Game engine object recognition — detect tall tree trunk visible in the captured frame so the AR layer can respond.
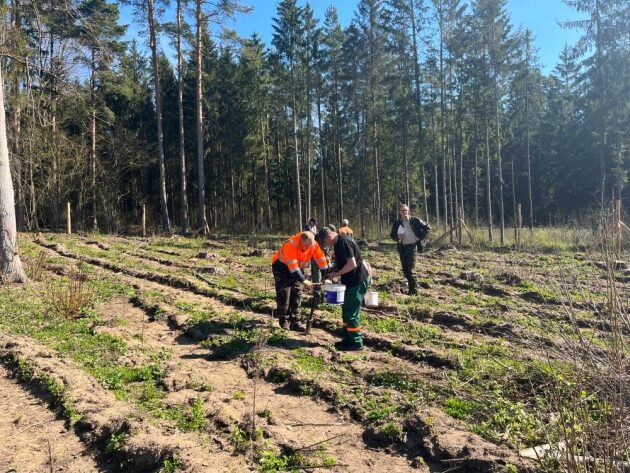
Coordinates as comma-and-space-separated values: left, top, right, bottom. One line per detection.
261, 116, 272, 230
459, 124, 464, 223
495, 90, 504, 244
195, 0, 207, 234
422, 166, 429, 223
49, 33, 60, 230
292, 91, 302, 230
336, 134, 343, 220
10, 81, 25, 232
358, 116, 365, 237
474, 145, 479, 226
434, 160, 440, 227
317, 92, 326, 224
410, 0, 424, 177
0, 66, 27, 282
486, 122, 493, 242
402, 109, 410, 206
442, 153, 448, 233
306, 86, 312, 221
27, 84, 37, 229
333, 76, 343, 220
10, 0, 25, 232
511, 160, 517, 245
448, 146, 454, 241
176, 0, 189, 234
438, 1, 447, 233
90, 51, 98, 232
148, 0, 171, 232
373, 121, 382, 238
452, 147, 458, 240
525, 42, 533, 230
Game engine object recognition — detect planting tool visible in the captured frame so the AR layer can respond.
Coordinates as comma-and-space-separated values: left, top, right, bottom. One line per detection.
305, 282, 322, 334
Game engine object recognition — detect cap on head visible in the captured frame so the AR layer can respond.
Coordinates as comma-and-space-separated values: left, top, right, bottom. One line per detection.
316, 227, 332, 246
342, 219, 349, 226
308, 217, 317, 224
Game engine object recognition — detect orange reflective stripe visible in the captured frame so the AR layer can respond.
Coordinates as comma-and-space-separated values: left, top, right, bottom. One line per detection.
346, 326, 362, 332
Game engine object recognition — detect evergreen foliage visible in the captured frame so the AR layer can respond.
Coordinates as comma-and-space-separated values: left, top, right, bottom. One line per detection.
1, 0, 627, 235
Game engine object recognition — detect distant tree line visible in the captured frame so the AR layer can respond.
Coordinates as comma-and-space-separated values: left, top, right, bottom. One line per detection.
0, 0, 628, 239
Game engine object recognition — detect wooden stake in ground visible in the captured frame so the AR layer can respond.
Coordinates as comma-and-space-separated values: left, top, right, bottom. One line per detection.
0, 65, 27, 282
517, 203, 523, 250
615, 198, 622, 259
66, 202, 71, 235
458, 207, 463, 245
142, 202, 146, 237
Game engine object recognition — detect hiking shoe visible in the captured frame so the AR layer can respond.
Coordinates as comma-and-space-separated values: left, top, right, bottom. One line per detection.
334, 340, 363, 351
290, 320, 306, 332
279, 318, 290, 330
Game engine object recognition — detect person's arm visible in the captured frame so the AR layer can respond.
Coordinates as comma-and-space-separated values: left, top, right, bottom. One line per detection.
312, 244, 330, 270
390, 220, 399, 241
282, 242, 306, 283
328, 257, 357, 280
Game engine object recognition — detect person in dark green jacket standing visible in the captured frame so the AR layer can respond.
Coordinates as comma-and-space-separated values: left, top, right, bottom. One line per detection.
316, 227, 370, 351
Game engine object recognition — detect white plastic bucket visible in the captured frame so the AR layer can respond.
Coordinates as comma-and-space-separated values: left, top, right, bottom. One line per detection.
365, 290, 379, 307
322, 283, 346, 304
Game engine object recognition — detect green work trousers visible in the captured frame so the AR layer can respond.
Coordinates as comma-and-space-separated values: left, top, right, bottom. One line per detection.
342, 278, 370, 346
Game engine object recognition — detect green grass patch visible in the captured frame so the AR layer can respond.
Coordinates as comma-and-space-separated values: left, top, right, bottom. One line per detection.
292, 348, 327, 374
443, 397, 481, 420
368, 368, 424, 393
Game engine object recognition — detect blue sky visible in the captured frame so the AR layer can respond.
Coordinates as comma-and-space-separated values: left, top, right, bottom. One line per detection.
122, 0, 584, 75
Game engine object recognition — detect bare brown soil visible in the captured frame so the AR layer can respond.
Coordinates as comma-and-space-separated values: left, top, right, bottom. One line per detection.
5, 233, 624, 472
0, 364, 107, 473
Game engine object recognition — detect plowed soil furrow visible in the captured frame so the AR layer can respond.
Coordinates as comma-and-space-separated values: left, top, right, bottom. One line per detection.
0, 365, 108, 473
124, 283, 531, 472
35, 239, 464, 369
97, 297, 427, 472
0, 333, 252, 473
28, 236, 541, 471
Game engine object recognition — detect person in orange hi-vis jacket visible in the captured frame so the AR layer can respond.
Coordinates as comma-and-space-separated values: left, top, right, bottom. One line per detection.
271, 231, 330, 331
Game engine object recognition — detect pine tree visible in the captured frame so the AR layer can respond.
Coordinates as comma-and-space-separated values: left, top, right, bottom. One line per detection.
471, 0, 516, 243
321, 6, 345, 222
272, 0, 305, 229
77, 0, 125, 232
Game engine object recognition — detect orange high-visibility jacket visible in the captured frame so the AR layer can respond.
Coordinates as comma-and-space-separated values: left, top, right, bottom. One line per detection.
272, 233, 329, 278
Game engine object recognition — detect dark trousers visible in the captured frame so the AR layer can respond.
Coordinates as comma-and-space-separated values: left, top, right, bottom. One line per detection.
399, 243, 417, 293
273, 268, 303, 321
310, 258, 320, 283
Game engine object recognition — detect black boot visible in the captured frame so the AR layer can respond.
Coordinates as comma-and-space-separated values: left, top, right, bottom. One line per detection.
279, 316, 290, 330
290, 318, 306, 332
408, 279, 418, 295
